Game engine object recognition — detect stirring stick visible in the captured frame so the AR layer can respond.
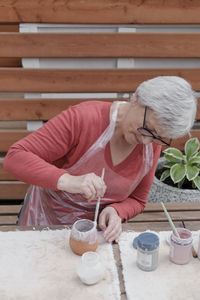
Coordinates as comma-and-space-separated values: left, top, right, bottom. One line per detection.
161, 202, 180, 238
94, 168, 105, 224
182, 220, 198, 258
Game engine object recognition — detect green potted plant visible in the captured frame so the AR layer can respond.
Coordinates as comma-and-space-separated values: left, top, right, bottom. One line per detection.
148, 138, 200, 203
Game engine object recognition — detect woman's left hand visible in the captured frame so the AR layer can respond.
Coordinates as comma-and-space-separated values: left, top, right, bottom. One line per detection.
98, 207, 122, 243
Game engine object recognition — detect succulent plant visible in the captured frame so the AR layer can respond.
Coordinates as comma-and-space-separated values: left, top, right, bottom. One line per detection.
160, 137, 200, 190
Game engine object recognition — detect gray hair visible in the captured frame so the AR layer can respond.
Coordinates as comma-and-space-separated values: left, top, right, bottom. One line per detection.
134, 76, 197, 138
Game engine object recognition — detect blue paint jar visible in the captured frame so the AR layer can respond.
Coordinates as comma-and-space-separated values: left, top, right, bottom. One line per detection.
136, 232, 159, 271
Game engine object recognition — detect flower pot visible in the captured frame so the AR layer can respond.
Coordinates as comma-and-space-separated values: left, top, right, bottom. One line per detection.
148, 158, 200, 203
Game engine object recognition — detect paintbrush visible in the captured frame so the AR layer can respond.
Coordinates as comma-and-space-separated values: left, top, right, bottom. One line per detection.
181, 220, 198, 258
94, 168, 105, 225
161, 202, 180, 238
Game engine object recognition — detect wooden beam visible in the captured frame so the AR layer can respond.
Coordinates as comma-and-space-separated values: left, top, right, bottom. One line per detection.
0, 129, 199, 153
0, 98, 115, 121
0, 205, 22, 215
0, 182, 28, 199
0, 68, 200, 92
163, 129, 200, 151
0, 24, 19, 32
0, 215, 18, 225
0, 130, 32, 152
122, 221, 200, 232
0, 33, 200, 58
0, 167, 15, 181
130, 210, 200, 222
0, 0, 200, 24
0, 97, 199, 121
145, 202, 200, 212
0, 58, 21, 67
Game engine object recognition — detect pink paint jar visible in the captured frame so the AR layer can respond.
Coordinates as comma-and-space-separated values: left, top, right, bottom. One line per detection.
169, 228, 192, 265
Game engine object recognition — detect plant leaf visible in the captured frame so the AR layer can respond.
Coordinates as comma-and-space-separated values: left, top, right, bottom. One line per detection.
185, 164, 199, 181
163, 148, 184, 161
193, 176, 200, 190
177, 177, 185, 188
170, 164, 186, 183
189, 156, 200, 165
163, 162, 176, 168
164, 154, 184, 163
160, 169, 170, 181
185, 138, 199, 160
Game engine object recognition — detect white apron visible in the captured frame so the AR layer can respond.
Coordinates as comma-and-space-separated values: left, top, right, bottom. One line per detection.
19, 102, 153, 225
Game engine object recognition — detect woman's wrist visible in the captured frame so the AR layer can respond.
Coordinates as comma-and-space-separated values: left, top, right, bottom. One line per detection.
57, 173, 71, 191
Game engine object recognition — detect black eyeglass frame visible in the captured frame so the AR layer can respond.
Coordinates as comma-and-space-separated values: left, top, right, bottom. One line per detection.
137, 106, 172, 146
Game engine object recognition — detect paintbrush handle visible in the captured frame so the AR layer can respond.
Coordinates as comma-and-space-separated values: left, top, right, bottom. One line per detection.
94, 168, 105, 224
161, 202, 180, 238
192, 245, 198, 258
182, 220, 198, 258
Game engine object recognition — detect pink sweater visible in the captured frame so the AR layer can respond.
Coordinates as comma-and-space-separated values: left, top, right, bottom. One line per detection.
4, 101, 161, 221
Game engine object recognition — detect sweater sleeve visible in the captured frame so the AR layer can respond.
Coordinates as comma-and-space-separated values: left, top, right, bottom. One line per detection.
3, 107, 80, 190
109, 144, 161, 221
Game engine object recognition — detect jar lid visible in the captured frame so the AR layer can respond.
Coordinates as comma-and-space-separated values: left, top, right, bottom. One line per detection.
136, 232, 159, 251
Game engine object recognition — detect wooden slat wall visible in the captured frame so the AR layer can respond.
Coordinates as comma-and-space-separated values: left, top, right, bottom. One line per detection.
0, 68, 200, 92
0, 33, 200, 58
0, 97, 199, 122
0, 24, 21, 67
0, 0, 200, 210
0, 0, 200, 24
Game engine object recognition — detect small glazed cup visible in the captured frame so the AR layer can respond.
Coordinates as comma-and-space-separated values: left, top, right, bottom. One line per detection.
76, 251, 105, 285
169, 228, 193, 265
69, 219, 98, 256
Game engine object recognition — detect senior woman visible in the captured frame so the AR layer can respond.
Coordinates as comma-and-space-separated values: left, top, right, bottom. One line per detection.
3, 76, 197, 242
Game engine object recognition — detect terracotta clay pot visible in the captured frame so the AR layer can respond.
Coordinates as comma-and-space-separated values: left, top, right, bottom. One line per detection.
69, 219, 98, 256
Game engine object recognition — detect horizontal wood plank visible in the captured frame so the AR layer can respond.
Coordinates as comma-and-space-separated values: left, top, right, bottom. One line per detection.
0, 0, 200, 24
0, 68, 200, 92
0, 58, 21, 67
0, 130, 32, 152
163, 129, 200, 151
0, 215, 18, 225
0, 129, 200, 153
0, 167, 15, 180
1, 33, 200, 58
0, 98, 199, 121
122, 221, 200, 232
0, 182, 28, 199
0, 24, 19, 32
0, 205, 22, 215
0, 98, 115, 121
130, 210, 200, 222
145, 202, 200, 212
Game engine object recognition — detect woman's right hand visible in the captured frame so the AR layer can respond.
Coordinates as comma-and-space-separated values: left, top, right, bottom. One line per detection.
57, 172, 106, 201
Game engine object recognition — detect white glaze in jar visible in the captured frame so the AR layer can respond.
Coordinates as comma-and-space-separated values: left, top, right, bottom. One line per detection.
76, 251, 105, 285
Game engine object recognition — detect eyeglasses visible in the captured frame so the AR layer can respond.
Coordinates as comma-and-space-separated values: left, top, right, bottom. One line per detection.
137, 106, 172, 146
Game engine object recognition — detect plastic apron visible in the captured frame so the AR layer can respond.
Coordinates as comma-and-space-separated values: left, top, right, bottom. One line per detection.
19, 101, 153, 226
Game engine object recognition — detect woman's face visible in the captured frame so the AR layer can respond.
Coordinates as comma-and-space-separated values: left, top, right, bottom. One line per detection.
121, 103, 165, 146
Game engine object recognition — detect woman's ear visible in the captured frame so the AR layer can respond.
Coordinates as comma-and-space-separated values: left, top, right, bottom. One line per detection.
130, 94, 140, 108
130, 93, 138, 103
134, 94, 139, 103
